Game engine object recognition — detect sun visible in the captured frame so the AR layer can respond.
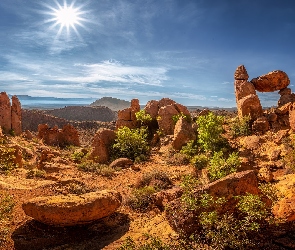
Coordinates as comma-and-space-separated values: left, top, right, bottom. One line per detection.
43, 0, 89, 39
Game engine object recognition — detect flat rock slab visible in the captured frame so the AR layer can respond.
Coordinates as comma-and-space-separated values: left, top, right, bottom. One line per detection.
22, 190, 122, 226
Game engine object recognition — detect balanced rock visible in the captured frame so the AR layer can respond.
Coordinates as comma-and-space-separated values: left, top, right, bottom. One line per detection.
251, 70, 290, 92
90, 129, 116, 163
22, 190, 122, 226
234, 65, 249, 80
234, 80, 256, 100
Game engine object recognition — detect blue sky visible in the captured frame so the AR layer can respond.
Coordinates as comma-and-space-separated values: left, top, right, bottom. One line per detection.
0, 0, 294, 107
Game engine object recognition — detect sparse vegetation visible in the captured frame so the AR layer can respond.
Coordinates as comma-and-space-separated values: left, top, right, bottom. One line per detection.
207, 151, 240, 181
112, 127, 149, 161
135, 110, 153, 127
0, 144, 17, 173
172, 112, 191, 124
229, 115, 251, 137
26, 169, 46, 179
0, 194, 14, 246
77, 160, 116, 177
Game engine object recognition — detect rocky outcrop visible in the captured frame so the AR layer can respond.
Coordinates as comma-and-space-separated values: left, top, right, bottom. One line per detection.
90, 97, 130, 111
158, 105, 179, 135
22, 190, 122, 226
289, 103, 295, 131
273, 197, 295, 222
0, 92, 12, 134
234, 66, 263, 120
172, 117, 196, 150
11, 96, 22, 135
38, 124, 80, 147
116, 99, 140, 129
166, 170, 259, 235
89, 129, 116, 163
251, 70, 290, 92
144, 100, 159, 120
278, 88, 295, 107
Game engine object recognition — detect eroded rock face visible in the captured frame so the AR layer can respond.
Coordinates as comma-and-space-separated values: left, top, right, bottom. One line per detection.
172, 117, 196, 150
166, 170, 259, 235
251, 70, 290, 92
234, 65, 249, 80
273, 197, 295, 222
158, 105, 179, 135
0, 92, 11, 133
38, 124, 80, 147
144, 100, 159, 120
90, 129, 116, 163
116, 99, 140, 129
289, 103, 295, 131
22, 190, 122, 226
237, 94, 263, 120
11, 96, 22, 136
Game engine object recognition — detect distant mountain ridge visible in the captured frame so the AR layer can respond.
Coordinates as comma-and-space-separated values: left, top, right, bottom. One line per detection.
90, 97, 130, 111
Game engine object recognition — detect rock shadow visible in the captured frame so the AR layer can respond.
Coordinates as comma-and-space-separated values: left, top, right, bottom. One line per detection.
12, 212, 130, 250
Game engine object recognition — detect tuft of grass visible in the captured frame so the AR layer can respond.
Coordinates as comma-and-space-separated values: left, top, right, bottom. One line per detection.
26, 169, 46, 179
229, 115, 251, 138
77, 160, 116, 177
0, 194, 15, 246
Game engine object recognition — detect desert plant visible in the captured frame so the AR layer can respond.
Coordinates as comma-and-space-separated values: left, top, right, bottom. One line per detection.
127, 186, 157, 212
0, 145, 17, 173
77, 160, 116, 177
166, 152, 190, 166
207, 151, 240, 181
180, 140, 199, 158
136, 170, 172, 190
196, 112, 226, 153
135, 110, 153, 127
0, 194, 14, 246
229, 115, 251, 138
112, 127, 149, 161
71, 150, 86, 163
172, 112, 191, 124
26, 169, 46, 179
190, 154, 208, 170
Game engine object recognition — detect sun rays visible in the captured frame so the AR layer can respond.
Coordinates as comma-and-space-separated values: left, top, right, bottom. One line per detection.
42, 0, 89, 40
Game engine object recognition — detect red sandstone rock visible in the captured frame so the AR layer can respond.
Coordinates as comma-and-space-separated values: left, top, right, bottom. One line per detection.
109, 158, 133, 169
0, 92, 11, 133
251, 70, 290, 92
11, 95, 22, 135
172, 117, 196, 150
61, 124, 80, 146
144, 100, 159, 120
22, 190, 122, 226
158, 105, 179, 135
116, 99, 140, 129
237, 94, 263, 120
273, 197, 295, 222
158, 98, 176, 108
234, 80, 256, 100
131, 99, 140, 112
289, 103, 295, 131
90, 129, 116, 163
234, 65, 249, 80
252, 116, 270, 134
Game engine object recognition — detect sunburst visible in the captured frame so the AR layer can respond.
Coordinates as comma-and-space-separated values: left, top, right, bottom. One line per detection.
43, 0, 89, 39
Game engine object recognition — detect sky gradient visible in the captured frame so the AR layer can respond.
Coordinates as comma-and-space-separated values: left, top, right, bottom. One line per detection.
0, 0, 294, 107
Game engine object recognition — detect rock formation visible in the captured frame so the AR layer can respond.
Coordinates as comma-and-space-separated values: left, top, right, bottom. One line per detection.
11, 95, 22, 135
22, 190, 122, 226
0, 92, 12, 134
250, 70, 290, 92
116, 98, 140, 129
234, 65, 263, 120
109, 158, 133, 169
38, 124, 80, 147
89, 128, 116, 163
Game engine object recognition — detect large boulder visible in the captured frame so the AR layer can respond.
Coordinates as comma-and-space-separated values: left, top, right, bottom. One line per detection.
250, 70, 290, 92
158, 104, 179, 135
11, 95, 22, 136
166, 170, 259, 235
172, 117, 196, 150
90, 129, 116, 163
60, 124, 80, 146
22, 190, 122, 226
144, 100, 159, 120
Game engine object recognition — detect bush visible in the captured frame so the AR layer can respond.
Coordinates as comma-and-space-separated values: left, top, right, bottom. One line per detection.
127, 186, 157, 212
180, 140, 199, 158
0, 145, 17, 173
190, 154, 208, 170
196, 112, 226, 153
77, 160, 116, 177
207, 151, 240, 181
26, 169, 46, 179
135, 110, 153, 127
112, 127, 149, 161
135, 170, 172, 190
0, 194, 14, 246
229, 115, 251, 138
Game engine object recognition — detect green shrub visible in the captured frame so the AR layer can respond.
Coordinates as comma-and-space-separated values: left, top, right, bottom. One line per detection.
112, 127, 149, 161
135, 110, 153, 127
190, 154, 208, 170
0, 194, 14, 246
229, 115, 251, 138
71, 150, 86, 163
0, 145, 17, 173
127, 186, 157, 212
196, 112, 226, 153
180, 140, 199, 158
166, 152, 190, 166
259, 183, 279, 204
136, 170, 172, 190
208, 151, 240, 181
26, 169, 46, 179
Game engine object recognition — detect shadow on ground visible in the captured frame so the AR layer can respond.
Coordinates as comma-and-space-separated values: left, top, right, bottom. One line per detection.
12, 212, 130, 250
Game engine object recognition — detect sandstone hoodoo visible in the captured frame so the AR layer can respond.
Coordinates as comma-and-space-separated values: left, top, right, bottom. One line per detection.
22, 190, 122, 226
251, 70, 290, 92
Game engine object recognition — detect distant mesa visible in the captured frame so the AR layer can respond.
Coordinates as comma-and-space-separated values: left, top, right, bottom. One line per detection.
90, 97, 130, 111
